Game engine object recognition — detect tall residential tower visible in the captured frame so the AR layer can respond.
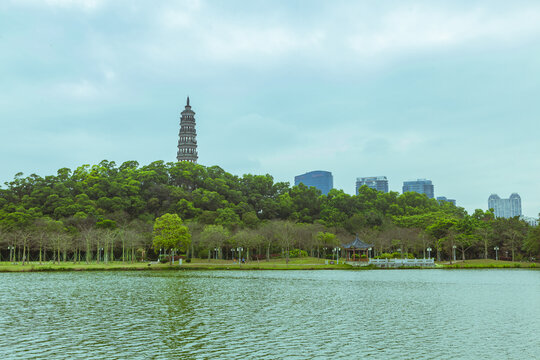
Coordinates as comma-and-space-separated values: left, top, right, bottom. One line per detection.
177, 97, 198, 163
356, 176, 389, 194
488, 193, 522, 218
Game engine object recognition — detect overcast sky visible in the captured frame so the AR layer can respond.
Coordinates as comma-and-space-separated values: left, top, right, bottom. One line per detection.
1, 0, 539, 217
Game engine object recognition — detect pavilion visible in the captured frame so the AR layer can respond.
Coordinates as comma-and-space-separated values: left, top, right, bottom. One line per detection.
343, 235, 373, 261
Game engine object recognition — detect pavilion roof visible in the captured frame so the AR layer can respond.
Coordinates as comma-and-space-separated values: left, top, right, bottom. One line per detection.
343, 236, 373, 250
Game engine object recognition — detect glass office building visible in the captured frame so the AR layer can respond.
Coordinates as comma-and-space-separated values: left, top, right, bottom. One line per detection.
294, 171, 333, 195
437, 196, 456, 206
356, 176, 389, 194
402, 179, 434, 199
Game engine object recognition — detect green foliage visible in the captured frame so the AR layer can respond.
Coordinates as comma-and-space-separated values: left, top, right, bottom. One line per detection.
0, 160, 536, 263
289, 249, 308, 258
152, 213, 191, 254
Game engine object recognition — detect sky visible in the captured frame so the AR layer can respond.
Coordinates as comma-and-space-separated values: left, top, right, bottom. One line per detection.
1, 0, 539, 217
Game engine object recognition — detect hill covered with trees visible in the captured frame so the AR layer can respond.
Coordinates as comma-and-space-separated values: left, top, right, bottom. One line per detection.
0, 160, 538, 263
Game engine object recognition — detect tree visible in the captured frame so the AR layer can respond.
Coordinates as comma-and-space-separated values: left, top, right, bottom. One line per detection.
200, 224, 229, 260
523, 225, 540, 257
316, 231, 338, 258
153, 213, 191, 264
426, 217, 458, 261
274, 220, 298, 264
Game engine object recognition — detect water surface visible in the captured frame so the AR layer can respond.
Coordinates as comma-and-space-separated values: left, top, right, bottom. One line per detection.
0, 270, 538, 359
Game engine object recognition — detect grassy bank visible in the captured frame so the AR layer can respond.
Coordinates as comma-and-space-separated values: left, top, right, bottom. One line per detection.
0, 257, 352, 272
439, 259, 538, 269
0, 258, 537, 272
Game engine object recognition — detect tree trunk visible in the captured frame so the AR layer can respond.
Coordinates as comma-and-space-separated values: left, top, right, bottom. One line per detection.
86, 237, 90, 264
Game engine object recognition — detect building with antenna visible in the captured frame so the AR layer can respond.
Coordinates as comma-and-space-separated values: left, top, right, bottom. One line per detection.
177, 97, 198, 163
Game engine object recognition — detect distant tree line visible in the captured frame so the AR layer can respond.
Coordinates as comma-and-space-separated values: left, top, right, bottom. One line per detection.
0, 160, 538, 263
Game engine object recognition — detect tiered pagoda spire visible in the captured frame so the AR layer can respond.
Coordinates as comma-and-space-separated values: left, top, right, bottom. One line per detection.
176, 97, 198, 163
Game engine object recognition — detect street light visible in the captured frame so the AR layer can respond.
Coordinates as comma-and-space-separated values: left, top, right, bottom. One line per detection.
214, 248, 219, 260
237, 247, 243, 264
230, 248, 235, 262
494, 246, 499, 261
100, 248, 104, 263
333, 247, 341, 265
427, 247, 432, 259
368, 247, 372, 259
452, 245, 457, 262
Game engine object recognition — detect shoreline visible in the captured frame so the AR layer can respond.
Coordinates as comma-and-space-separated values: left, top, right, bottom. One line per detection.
0, 260, 537, 272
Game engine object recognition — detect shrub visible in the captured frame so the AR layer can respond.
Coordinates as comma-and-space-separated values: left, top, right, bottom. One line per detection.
289, 249, 308, 258
197, 248, 209, 258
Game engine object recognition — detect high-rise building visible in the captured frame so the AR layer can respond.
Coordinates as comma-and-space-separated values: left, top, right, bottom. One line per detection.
403, 179, 434, 199
488, 193, 522, 218
437, 196, 456, 206
294, 171, 333, 195
177, 97, 198, 163
356, 176, 388, 194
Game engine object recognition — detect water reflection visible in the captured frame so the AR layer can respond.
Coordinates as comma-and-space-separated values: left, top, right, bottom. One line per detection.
0, 270, 538, 359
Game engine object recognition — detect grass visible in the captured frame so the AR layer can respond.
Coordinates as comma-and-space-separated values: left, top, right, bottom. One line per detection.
0, 257, 537, 272
439, 259, 538, 269
0, 257, 351, 272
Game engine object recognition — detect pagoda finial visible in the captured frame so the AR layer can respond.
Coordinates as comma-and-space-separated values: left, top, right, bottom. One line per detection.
187, 96, 190, 107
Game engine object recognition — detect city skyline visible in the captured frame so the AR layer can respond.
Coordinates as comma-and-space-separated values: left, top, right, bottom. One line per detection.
1, 1, 539, 217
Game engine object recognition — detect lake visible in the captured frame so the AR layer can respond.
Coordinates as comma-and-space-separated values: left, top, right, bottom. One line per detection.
0, 269, 538, 359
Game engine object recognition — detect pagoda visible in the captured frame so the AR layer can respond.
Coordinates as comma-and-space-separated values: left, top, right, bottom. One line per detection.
176, 97, 198, 163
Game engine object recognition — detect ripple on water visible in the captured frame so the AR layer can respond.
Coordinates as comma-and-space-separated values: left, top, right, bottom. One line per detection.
0, 270, 538, 359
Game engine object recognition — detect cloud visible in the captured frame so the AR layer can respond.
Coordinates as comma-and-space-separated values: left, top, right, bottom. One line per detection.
347, 5, 540, 57
12, 0, 105, 11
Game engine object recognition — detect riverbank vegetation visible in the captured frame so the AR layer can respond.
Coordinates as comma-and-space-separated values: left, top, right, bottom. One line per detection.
1, 258, 537, 272
0, 160, 538, 266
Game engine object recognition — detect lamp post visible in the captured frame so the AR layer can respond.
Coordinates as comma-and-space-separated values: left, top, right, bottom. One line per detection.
494, 246, 499, 261
231, 248, 235, 262
427, 247, 432, 259
333, 247, 341, 265
100, 248, 104, 263
237, 247, 243, 264
214, 248, 219, 260
8, 246, 13, 263
368, 247, 372, 259
452, 245, 457, 262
